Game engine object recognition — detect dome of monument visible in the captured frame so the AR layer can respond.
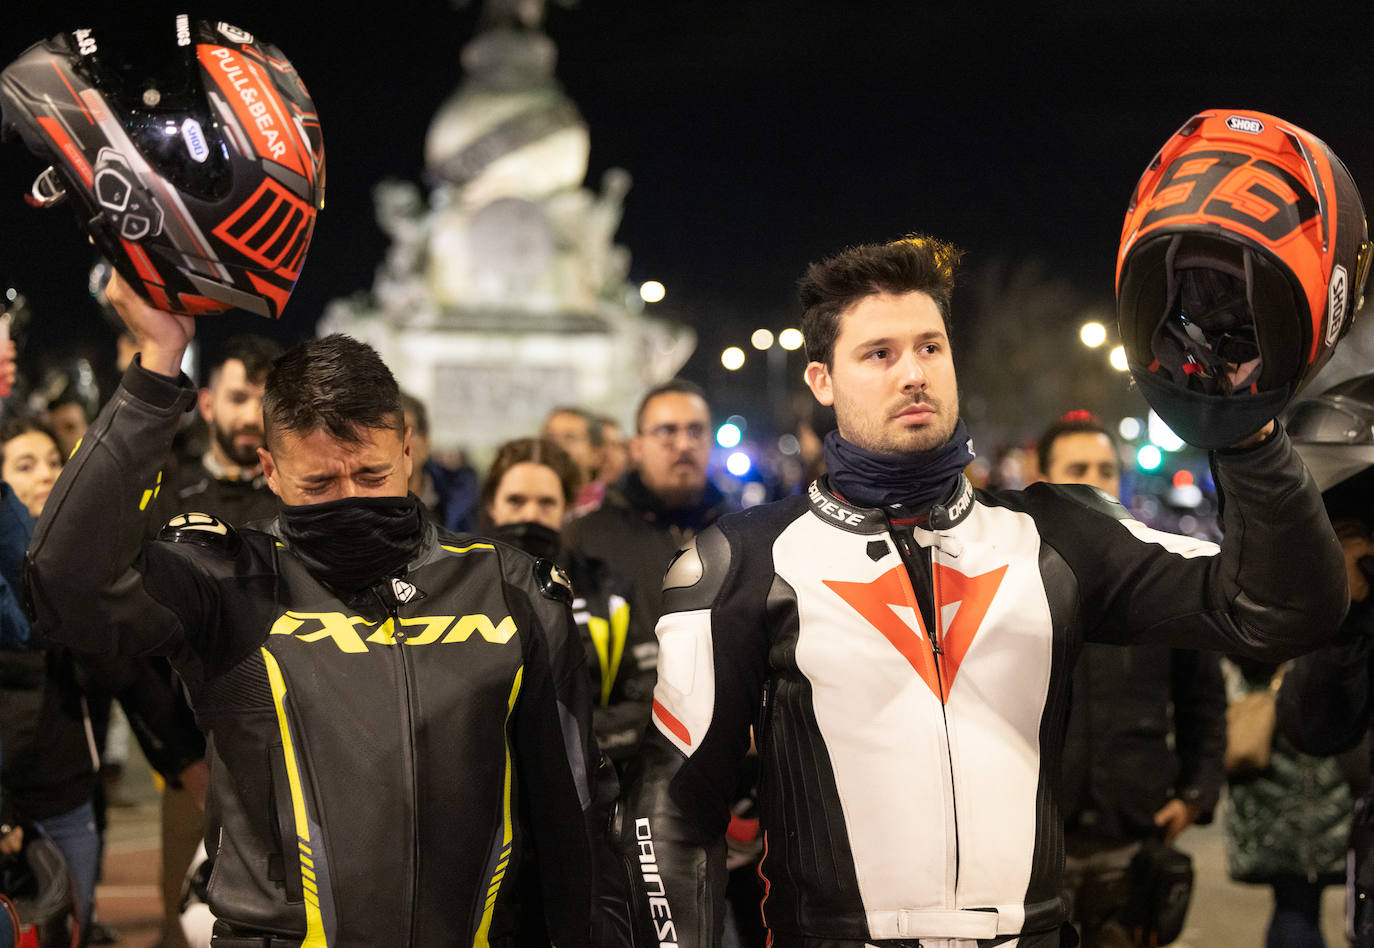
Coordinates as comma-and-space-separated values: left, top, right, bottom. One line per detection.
424, 26, 590, 202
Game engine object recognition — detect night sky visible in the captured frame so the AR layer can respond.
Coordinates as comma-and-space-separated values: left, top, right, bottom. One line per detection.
3, 0, 1371, 446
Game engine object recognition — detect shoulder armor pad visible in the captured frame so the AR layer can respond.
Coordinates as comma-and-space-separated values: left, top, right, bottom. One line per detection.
661, 525, 731, 614
535, 557, 574, 604
1054, 483, 1131, 521
158, 512, 242, 556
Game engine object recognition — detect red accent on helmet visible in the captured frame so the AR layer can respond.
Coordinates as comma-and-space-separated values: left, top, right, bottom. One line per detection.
1, 18, 325, 320
1115, 109, 1370, 447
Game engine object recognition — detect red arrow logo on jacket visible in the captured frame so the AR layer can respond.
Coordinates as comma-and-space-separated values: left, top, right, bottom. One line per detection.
824, 563, 1007, 702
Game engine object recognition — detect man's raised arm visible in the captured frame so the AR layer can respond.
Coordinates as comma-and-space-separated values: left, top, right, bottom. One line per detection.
26, 274, 199, 654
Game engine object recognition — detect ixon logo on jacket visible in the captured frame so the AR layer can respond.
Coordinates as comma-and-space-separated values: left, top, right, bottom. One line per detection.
268, 610, 517, 653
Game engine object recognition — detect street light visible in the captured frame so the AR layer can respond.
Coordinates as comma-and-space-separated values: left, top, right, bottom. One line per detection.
639, 280, 666, 303
1079, 321, 1107, 348
721, 346, 746, 370
751, 328, 774, 350
778, 328, 804, 351
1108, 345, 1129, 372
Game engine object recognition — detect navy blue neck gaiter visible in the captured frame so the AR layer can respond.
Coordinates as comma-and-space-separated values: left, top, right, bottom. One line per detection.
823, 420, 975, 512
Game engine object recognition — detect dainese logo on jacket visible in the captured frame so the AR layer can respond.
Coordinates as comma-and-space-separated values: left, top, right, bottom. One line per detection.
268, 610, 516, 653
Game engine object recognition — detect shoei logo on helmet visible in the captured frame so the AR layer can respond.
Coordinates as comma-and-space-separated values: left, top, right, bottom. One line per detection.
217, 23, 254, 44
1328, 265, 1349, 346
176, 14, 191, 47
181, 119, 209, 163
1227, 115, 1264, 134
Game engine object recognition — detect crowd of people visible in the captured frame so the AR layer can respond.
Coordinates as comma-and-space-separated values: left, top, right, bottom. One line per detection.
2, 18, 1373, 948
0, 234, 1370, 948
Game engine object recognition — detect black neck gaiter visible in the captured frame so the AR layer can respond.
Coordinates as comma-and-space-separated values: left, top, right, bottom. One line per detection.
487, 521, 562, 561
823, 420, 976, 513
277, 494, 425, 594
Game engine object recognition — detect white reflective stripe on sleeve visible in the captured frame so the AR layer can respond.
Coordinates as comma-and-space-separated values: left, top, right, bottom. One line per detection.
650, 608, 714, 756
1121, 518, 1220, 558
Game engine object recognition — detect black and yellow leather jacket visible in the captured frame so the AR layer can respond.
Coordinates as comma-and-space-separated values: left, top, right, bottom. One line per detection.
27, 359, 602, 948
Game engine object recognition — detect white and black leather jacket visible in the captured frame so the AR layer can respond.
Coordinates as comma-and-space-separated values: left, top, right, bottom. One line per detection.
613, 427, 1345, 948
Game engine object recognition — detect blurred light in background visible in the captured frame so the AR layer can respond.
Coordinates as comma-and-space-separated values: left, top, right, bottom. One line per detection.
1137, 444, 1163, 471
726, 451, 752, 477
778, 328, 805, 351
1109, 345, 1129, 372
716, 422, 742, 448
1118, 417, 1142, 441
751, 329, 774, 350
1147, 410, 1186, 452
777, 433, 800, 455
721, 347, 745, 370
1079, 321, 1107, 348
639, 280, 666, 303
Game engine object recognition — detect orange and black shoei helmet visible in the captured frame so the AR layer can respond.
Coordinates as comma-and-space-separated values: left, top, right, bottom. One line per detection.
0, 16, 325, 319
1116, 109, 1370, 448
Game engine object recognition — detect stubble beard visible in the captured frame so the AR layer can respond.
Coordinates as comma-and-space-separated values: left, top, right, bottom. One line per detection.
215, 422, 264, 469
841, 395, 958, 456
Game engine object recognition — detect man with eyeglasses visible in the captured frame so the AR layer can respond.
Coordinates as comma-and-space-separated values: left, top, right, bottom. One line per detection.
565, 379, 732, 624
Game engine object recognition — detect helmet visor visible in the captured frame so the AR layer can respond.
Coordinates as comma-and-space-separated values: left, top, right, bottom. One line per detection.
71, 29, 231, 202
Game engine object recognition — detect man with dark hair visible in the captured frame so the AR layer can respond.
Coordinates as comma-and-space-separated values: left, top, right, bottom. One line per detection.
543, 406, 599, 487
43, 392, 89, 460
609, 236, 1345, 947
28, 274, 602, 948
155, 333, 282, 524
565, 378, 731, 623
1034, 412, 1122, 496
1036, 411, 1225, 947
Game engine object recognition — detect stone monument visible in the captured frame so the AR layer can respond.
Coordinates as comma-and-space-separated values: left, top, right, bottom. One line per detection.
319, 0, 695, 463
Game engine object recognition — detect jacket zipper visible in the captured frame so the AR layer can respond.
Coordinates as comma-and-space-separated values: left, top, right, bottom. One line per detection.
376, 590, 420, 945
894, 527, 960, 905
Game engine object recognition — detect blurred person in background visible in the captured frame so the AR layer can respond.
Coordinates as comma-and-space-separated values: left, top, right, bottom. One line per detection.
543, 406, 607, 518
1275, 373, 1374, 947
594, 415, 629, 486
1037, 410, 1226, 947
0, 417, 203, 948
1223, 654, 1357, 948
400, 391, 480, 533
41, 393, 88, 460
565, 379, 733, 623
543, 406, 599, 488
571, 414, 630, 517
482, 437, 655, 768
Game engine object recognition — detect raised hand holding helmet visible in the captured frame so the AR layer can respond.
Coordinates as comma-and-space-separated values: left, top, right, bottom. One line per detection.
1116, 109, 1370, 448
0, 16, 325, 320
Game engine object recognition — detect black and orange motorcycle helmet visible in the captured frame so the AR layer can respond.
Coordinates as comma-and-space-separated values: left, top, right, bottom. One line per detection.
0, 16, 325, 319
1116, 109, 1371, 448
